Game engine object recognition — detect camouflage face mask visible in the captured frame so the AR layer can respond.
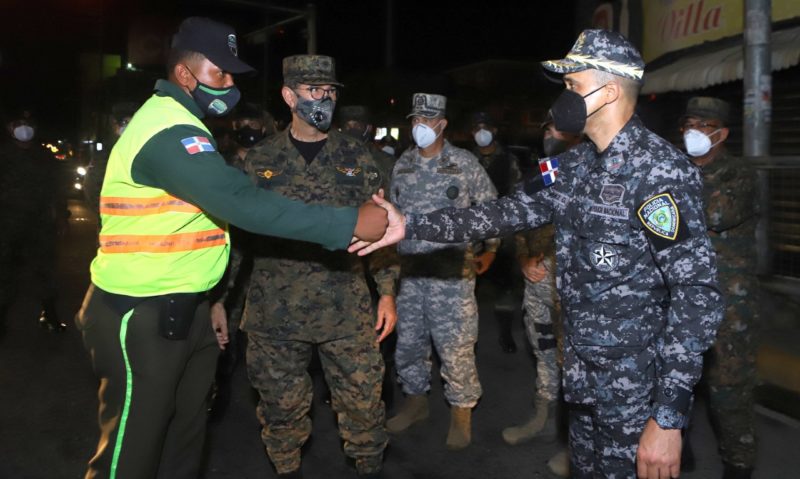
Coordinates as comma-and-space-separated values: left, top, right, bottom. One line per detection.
294, 95, 335, 132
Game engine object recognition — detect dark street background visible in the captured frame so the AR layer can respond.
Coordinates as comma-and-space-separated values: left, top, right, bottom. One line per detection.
1, 200, 799, 478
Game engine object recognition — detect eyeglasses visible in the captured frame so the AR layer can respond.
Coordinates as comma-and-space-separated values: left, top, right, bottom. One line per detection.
681, 119, 721, 131
295, 86, 338, 100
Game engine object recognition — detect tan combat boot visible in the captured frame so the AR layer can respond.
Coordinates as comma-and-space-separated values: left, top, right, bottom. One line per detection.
385, 394, 429, 433
501, 397, 557, 445
445, 406, 472, 450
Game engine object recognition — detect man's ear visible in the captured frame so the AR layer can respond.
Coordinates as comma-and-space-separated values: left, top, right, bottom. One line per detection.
439, 118, 448, 131
604, 81, 621, 104
281, 86, 296, 110
717, 127, 730, 143
173, 63, 195, 90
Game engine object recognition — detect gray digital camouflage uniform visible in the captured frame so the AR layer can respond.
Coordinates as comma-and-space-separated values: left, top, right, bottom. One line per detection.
390, 139, 498, 408
402, 116, 724, 477
230, 128, 398, 475
519, 223, 561, 401
700, 149, 759, 469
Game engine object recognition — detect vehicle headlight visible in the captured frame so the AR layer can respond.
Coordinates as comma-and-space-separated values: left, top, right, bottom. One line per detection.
77, 166, 87, 176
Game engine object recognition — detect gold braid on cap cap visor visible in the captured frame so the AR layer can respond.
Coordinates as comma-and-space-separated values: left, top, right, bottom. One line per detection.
544, 53, 644, 80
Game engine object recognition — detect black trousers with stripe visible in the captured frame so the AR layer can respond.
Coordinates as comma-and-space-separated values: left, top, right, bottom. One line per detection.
76, 285, 218, 479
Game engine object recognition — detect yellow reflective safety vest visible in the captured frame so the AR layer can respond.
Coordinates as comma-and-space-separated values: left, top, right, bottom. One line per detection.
90, 94, 229, 296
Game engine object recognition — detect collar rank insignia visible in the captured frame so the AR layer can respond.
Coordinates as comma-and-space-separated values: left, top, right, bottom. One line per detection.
336, 166, 362, 177
637, 192, 691, 251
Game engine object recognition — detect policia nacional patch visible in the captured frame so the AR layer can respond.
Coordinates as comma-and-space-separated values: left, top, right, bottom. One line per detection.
637, 192, 690, 251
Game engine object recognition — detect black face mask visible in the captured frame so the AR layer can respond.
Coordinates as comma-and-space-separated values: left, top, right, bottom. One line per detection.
342, 125, 370, 143
549, 84, 608, 134
236, 126, 265, 148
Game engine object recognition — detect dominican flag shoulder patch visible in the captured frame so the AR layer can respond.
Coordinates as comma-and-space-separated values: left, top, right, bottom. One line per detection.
181, 136, 215, 155
539, 157, 559, 186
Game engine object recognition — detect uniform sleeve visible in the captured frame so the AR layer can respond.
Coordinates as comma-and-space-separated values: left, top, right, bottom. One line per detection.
406, 187, 553, 244
132, 125, 358, 251
639, 165, 724, 428
468, 153, 501, 252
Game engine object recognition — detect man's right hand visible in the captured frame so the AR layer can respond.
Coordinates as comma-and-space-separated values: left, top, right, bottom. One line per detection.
349, 193, 406, 256
521, 254, 548, 282
353, 199, 389, 242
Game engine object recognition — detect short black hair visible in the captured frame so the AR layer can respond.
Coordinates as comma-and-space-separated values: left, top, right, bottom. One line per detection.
165, 49, 206, 77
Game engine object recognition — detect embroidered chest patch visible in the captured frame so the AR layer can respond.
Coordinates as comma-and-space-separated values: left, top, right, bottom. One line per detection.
591, 243, 619, 271
600, 184, 625, 205
257, 169, 281, 179
336, 166, 362, 177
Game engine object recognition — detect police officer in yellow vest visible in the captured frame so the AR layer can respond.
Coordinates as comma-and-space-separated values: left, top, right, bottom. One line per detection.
75, 17, 388, 479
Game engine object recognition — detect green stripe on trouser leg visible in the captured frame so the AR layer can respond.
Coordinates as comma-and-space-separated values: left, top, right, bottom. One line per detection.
110, 309, 134, 479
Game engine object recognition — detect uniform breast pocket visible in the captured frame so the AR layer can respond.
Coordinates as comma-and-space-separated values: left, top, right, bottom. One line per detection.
577, 219, 633, 278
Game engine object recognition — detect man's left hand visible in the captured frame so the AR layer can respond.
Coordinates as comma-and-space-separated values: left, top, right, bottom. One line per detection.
375, 295, 397, 343
636, 418, 682, 479
474, 252, 496, 275
210, 302, 229, 350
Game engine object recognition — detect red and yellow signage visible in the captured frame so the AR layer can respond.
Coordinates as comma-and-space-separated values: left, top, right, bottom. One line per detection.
643, 0, 800, 62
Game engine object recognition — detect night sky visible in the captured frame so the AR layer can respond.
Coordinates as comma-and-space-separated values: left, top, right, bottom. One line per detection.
2, 0, 575, 138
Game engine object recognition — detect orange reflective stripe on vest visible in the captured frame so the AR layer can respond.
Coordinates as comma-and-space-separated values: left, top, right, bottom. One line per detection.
99, 194, 202, 216
99, 228, 226, 253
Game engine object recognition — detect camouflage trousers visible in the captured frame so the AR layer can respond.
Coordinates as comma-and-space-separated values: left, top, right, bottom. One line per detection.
569, 404, 648, 479
521, 256, 561, 401
705, 274, 759, 468
564, 337, 656, 478
246, 331, 387, 474
395, 276, 481, 407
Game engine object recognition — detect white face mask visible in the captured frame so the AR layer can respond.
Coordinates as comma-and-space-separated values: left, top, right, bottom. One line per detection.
683, 128, 722, 157
381, 145, 395, 156
474, 128, 493, 147
13, 125, 34, 142
412, 120, 442, 149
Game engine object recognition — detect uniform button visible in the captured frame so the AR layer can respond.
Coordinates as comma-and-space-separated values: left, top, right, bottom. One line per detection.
168, 331, 174, 337
169, 317, 176, 322
664, 387, 674, 398
170, 299, 175, 304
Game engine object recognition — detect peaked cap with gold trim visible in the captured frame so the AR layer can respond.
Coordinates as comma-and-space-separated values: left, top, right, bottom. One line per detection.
541, 29, 645, 82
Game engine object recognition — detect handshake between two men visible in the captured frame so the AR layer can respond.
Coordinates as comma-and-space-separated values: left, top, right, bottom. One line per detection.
351, 191, 406, 255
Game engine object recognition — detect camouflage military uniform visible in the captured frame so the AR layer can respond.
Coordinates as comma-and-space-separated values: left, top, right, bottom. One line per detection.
519, 223, 561, 401
236, 128, 397, 474
701, 150, 759, 469
391, 140, 498, 408
402, 115, 724, 477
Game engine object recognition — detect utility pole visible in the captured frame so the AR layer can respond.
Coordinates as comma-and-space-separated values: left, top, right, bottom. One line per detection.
744, 0, 772, 274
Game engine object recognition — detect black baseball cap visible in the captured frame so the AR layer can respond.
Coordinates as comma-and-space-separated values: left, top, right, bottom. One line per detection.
171, 17, 255, 74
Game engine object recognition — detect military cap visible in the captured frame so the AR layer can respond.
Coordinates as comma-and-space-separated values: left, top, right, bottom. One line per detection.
471, 111, 493, 127
338, 105, 371, 123
542, 29, 644, 82
283, 54, 343, 86
682, 96, 731, 125
171, 17, 254, 74
407, 93, 447, 119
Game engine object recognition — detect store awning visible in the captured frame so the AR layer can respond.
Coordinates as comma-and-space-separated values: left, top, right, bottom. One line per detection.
642, 26, 800, 95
